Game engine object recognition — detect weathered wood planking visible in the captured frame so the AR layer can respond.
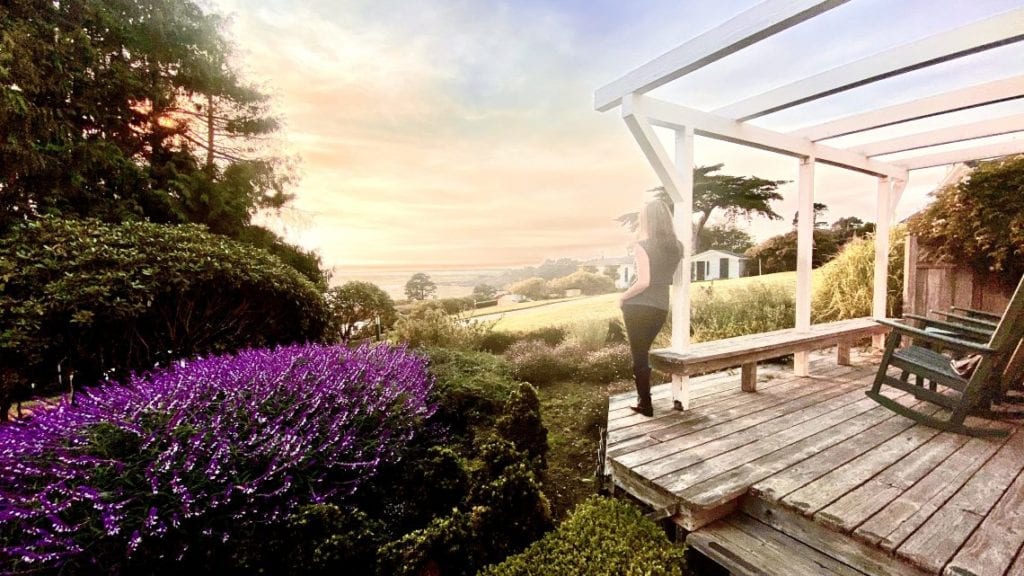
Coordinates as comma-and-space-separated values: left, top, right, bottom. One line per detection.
854, 435, 1006, 551
750, 397, 932, 502
680, 394, 921, 513
814, 431, 970, 533
944, 459, 1024, 576
687, 515, 867, 576
620, 377, 865, 472
895, 428, 1024, 574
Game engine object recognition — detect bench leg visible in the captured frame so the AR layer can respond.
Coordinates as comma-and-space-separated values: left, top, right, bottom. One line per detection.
794, 351, 809, 377
672, 374, 689, 411
837, 339, 852, 366
741, 363, 757, 392
872, 333, 886, 349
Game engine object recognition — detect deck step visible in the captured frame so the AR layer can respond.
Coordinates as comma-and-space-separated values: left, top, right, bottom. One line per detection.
687, 514, 867, 576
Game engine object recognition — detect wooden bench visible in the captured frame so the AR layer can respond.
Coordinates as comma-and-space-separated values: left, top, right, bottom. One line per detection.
651, 318, 888, 407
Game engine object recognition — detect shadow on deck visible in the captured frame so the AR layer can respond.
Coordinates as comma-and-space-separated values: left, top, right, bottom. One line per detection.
604, 351, 1023, 576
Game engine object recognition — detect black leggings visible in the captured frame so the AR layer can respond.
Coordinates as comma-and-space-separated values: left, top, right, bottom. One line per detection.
621, 304, 668, 374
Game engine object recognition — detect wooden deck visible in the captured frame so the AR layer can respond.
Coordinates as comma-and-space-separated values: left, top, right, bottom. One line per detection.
605, 351, 1023, 576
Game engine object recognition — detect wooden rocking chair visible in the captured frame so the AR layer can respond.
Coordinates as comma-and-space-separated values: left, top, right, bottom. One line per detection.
866, 273, 1024, 437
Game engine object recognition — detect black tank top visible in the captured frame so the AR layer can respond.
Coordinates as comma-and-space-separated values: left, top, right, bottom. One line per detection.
623, 239, 683, 310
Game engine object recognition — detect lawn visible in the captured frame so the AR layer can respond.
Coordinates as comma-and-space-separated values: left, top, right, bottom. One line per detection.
486, 271, 802, 333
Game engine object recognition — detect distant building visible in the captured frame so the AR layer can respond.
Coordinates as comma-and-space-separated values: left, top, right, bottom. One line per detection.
582, 256, 635, 290
692, 250, 748, 281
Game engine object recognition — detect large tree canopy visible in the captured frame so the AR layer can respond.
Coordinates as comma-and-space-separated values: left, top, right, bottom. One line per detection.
617, 164, 786, 252
0, 0, 292, 236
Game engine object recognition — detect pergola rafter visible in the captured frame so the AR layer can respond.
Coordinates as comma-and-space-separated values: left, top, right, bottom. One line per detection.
595, 0, 1024, 410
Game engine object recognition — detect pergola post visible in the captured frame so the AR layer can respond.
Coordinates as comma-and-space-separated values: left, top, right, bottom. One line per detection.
794, 156, 815, 376
672, 127, 695, 409
873, 177, 893, 348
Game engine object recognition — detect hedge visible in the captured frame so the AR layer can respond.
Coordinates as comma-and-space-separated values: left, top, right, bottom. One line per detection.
479, 496, 686, 576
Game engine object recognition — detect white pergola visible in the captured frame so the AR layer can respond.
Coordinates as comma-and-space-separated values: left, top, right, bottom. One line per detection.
595, 0, 1024, 408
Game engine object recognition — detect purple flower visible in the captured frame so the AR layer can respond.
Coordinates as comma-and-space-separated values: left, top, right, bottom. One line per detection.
0, 343, 435, 573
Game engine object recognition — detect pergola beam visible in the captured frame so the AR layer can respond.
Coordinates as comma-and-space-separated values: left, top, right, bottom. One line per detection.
896, 140, 1024, 171
851, 115, 1024, 157
790, 76, 1024, 141
714, 8, 1024, 121
640, 95, 907, 179
593, 0, 850, 112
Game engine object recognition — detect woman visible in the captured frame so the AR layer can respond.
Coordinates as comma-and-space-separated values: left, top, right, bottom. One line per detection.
619, 197, 683, 417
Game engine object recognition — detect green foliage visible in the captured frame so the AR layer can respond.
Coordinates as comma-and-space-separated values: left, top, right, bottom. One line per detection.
497, 384, 549, 472
565, 319, 610, 352
0, 218, 328, 409
698, 223, 755, 254
235, 225, 326, 286
909, 156, 1024, 278
507, 277, 550, 300
505, 341, 577, 385
745, 229, 842, 274
326, 281, 397, 342
479, 497, 686, 576
519, 326, 568, 346
275, 505, 386, 576
422, 347, 520, 447
474, 283, 498, 301
813, 228, 905, 322
548, 271, 616, 296
691, 282, 795, 341
0, 0, 291, 236
479, 331, 520, 354
391, 307, 490, 349
577, 344, 633, 384
405, 272, 437, 301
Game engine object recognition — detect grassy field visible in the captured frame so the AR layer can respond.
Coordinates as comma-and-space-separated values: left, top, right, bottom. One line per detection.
486, 271, 802, 332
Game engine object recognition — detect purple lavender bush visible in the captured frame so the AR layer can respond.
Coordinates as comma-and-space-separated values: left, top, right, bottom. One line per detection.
0, 343, 434, 575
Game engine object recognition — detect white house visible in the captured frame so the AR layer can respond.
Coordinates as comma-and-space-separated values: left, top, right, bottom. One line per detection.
691, 249, 747, 281
582, 256, 635, 290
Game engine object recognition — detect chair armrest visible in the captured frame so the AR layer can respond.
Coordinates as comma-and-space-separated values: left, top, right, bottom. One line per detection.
904, 314, 993, 339
952, 306, 1002, 322
876, 318, 997, 355
932, 310, 999, 329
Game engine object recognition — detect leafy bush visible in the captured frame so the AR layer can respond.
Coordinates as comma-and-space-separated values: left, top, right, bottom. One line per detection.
325, 281, 397, 342
506, 340, 577, 385
0, 218, 329, 414
422, 347, 520, 447
578, 344, 633, 384
479, 497, 686, 576
691, 282, 794, 341
813, 228, 905, 322
549, 271, 616, 295
744, 229, 842, 273
479, 330, 520, 354
391, 307, 490, 349
0, 343, 434, 574
507, 277, 550, 300
565, 319, 610, 352
496, 384, 549, 472
517, 326, 567, 347
909, 155, 1024, 277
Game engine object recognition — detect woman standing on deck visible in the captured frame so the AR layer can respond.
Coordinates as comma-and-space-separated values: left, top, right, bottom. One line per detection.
619, 196, 683, 417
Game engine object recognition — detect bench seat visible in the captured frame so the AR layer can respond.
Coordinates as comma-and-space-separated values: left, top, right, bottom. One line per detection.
651, 318, 888, 405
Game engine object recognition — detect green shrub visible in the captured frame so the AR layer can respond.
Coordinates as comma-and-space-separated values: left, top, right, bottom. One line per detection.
506, 340, 577, 385
391, 308, 490, 349
480, 330, 520, 354
518, 326, 568, 347
496, 383, 549, 472
507, 277, 550, 300
549, 270, 616, 295
813, 228, 905, 322
0, 218, 328, 413
691, 282, 795, 341
566, 318, 610, 352
379, 439, 553, 576
423, 347, 520, 447
579, 344, 633, 383
479, 496, 686, 576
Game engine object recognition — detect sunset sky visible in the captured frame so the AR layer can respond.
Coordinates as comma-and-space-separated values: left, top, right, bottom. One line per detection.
208, 0, 1024, 275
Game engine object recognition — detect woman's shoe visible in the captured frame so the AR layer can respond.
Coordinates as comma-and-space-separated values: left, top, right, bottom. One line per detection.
629, 404, 654, 417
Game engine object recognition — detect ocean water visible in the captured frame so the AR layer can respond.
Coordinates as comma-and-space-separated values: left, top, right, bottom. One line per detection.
329, 268, 507, 301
